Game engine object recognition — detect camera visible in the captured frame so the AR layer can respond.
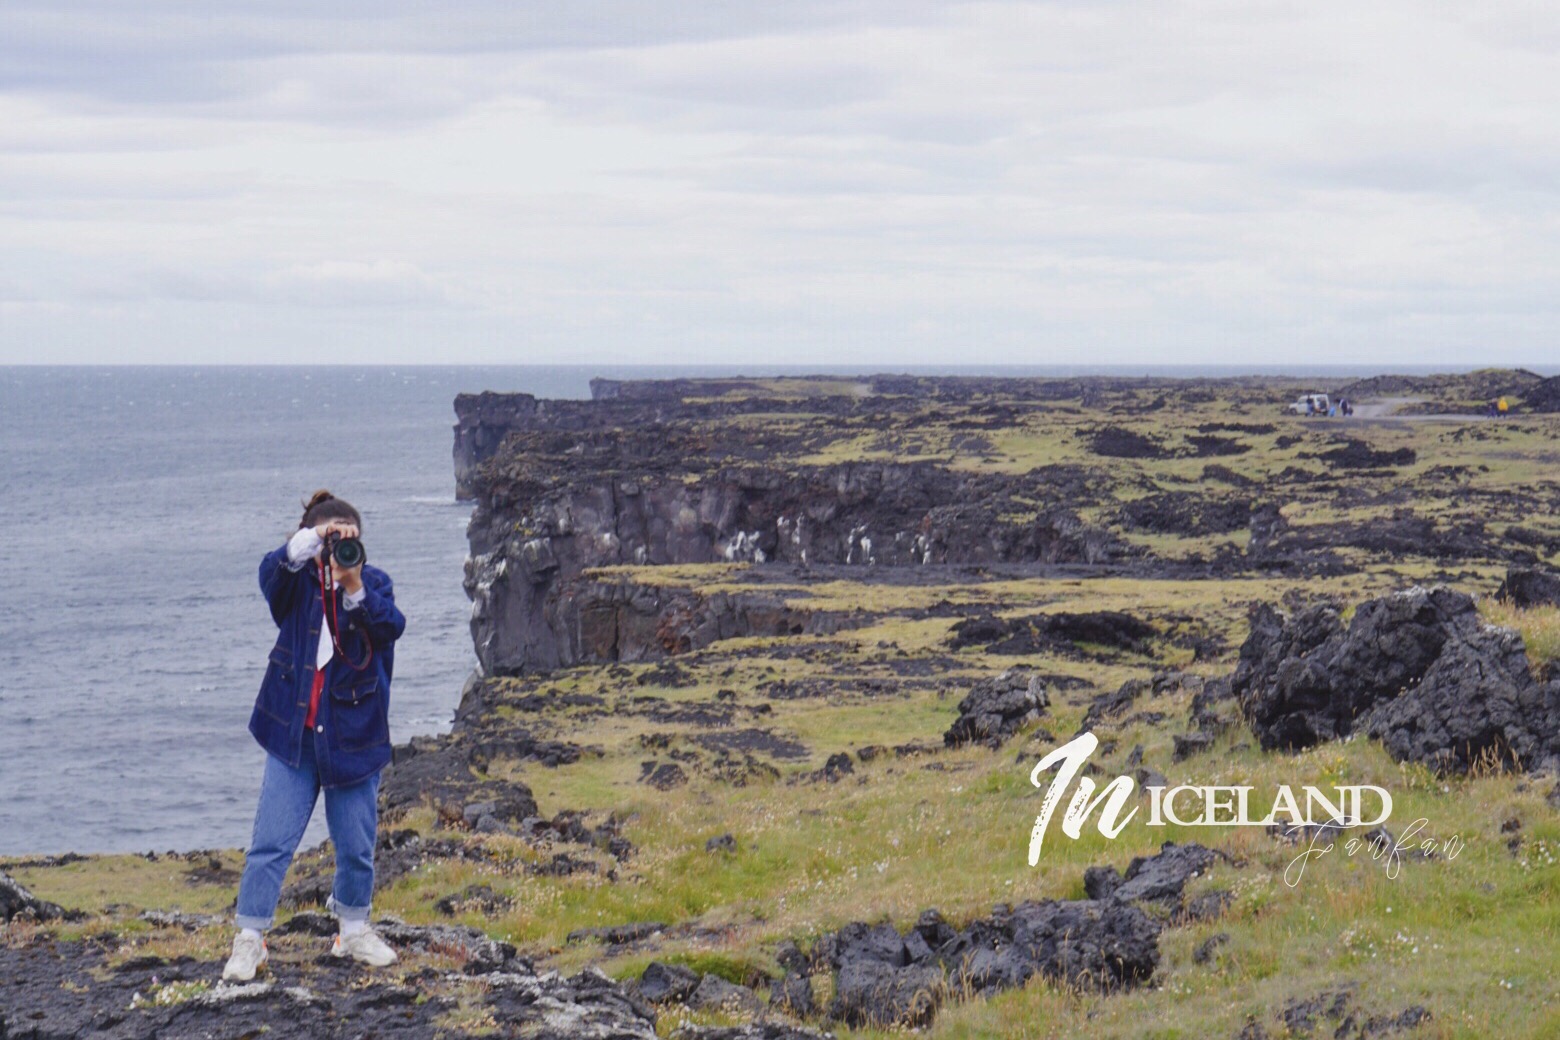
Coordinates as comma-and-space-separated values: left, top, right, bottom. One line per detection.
325, 531, 366, 569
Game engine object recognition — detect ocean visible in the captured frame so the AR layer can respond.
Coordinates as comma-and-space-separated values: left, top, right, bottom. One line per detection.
0, 365, 599, 856
0, 362, 1542, 857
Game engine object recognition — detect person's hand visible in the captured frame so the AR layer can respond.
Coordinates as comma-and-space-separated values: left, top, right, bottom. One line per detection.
333, 559, 364, 595
314, 520, 359, 541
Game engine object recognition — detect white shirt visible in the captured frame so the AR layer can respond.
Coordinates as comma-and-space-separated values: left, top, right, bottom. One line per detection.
285, 527, 367, 670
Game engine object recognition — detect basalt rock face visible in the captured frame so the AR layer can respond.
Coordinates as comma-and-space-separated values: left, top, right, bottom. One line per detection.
460, 398, 1131, 675
1232, 586, 1560, 774
453, 391, 546, 500
1246, 503, 1501, 574
452, 391, 868, 501
472, 561, 859, 675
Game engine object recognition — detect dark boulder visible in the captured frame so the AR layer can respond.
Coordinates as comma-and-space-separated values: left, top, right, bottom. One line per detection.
673, 1025, 835, 1040
1080, 678, 1148, 732
380, 734, 539, 828
640, 761, 689, 789
1231, 586, 1560, 773
1083, 425, 1170, 459
1083, 865, 1122, 900
1495, 567, 1560, 609
830, 958, 946, 1029
821, 752, 854, 780
1116, 492, 1252, 536
831, 920, 910, 968
1305, 440, 1416, 469
1111, 842, 1221, 908
0, 872, 65, 924
823, 894, 1160, 1029
371, 918, 518, 974
637, 961, 701, 1003
915, 909, 957, 949
688, 974, 766, 1016
1366, 625, 1556, 774
1173, 731, 1217, 761
769, 971, 814, 1017
950, 611, 1156, 656
1078, 842, 1222, 914
938, 899, 1160, 995
1181, 890, 1232, 923
775, 939, 809, 975
1522, 373, 1560, 412
943, 669, 1050, 748
1188, 675, 1238, 734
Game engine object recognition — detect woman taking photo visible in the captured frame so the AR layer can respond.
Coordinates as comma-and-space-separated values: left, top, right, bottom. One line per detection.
223, 490, 407, 981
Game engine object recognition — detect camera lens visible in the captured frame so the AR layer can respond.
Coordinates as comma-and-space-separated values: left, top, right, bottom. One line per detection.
332, 536, 366, 569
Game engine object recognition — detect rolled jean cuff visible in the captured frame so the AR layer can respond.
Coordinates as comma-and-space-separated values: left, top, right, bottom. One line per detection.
234, 913, 274, 932
326, 893, 371, 923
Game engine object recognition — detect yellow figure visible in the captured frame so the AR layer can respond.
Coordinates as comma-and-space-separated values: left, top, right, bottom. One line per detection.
1498, 397, 1509, 413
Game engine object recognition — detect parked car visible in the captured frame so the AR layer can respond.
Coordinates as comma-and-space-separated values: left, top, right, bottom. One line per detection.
1288, 393, 1331, 416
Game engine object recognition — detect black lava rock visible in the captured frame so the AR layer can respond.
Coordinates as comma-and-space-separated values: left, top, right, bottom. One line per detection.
1495, 567, 1560, 609
1, 872, 65, 924
943, 669, 1050, 748
1231, 586, 1560, 774
637, 961, 700, 1003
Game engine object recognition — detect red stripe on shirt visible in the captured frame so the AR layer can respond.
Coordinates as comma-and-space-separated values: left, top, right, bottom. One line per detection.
304, 668, 326, 729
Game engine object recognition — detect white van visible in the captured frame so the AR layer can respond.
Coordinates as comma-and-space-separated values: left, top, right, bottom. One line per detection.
1287, 393, 1331, 416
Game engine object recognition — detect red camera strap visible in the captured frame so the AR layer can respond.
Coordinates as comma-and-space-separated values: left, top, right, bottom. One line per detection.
315, 557, 373, 674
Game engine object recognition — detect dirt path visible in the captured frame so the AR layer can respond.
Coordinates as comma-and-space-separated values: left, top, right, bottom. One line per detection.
1338, 397, 1489, 422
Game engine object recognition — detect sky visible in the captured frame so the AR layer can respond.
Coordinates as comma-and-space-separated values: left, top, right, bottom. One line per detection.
2, 1, 1559, 367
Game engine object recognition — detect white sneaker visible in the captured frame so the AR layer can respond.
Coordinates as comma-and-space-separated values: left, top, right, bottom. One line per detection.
221, 931, 268, 981
331, 925, 398, 967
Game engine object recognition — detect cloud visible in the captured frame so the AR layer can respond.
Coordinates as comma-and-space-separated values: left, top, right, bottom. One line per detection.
2, 1, 1559, 365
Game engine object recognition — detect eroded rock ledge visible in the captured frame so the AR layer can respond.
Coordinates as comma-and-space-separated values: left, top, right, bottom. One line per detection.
462, 432, 1130, 675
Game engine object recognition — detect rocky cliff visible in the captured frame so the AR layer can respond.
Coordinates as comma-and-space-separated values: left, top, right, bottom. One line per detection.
455, 375, 1558, 676
458, 414, 1136, 674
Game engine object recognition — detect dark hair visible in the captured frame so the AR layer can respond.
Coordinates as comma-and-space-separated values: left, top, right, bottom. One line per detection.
299, 489, 362, 531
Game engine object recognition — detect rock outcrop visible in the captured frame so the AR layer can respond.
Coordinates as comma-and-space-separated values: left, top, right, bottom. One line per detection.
1081, 841, 1224, 914
807, 842, 1227, 1030
943, 669, 1049, 748
1495, 567, 1560, 609
379, 732, 541, 826
1521, 374, 1560, 413
1231, 586, 1560, 773
1, 871, 66, 923
820, 893, 1161, 1029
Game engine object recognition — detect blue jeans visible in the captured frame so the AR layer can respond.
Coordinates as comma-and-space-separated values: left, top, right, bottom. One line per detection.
234, 734, 382, 932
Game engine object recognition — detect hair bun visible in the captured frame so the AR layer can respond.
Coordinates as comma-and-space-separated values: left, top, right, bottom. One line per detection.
298, 489, 360, 532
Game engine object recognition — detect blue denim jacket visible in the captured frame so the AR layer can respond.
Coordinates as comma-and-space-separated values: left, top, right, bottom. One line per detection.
248, 541, 407, 788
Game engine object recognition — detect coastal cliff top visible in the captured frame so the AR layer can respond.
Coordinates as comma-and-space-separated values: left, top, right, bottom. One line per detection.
7, 369, 1559, 1039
